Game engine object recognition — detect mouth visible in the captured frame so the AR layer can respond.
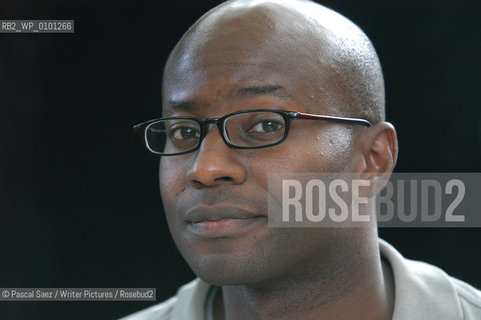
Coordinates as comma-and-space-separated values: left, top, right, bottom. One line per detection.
185, 205, 266, 238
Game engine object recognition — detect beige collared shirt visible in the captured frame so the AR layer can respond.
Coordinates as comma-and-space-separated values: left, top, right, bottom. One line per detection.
120, 239, 481, 320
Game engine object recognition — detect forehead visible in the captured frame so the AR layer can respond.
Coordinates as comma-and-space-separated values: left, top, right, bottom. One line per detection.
163, 59, 300, 112
162, 47, 349, 118
161, 5, 350, 117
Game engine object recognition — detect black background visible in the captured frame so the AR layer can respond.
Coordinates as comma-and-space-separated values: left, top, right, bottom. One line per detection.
0, 0, 480, 319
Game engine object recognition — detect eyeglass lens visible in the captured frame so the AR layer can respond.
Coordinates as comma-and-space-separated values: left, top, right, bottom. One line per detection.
145, 111, 287, 154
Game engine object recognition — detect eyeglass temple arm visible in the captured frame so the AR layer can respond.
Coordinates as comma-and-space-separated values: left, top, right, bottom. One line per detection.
133, 123, 142, 133
133, 118, 164, 134
297, 112, 372, 127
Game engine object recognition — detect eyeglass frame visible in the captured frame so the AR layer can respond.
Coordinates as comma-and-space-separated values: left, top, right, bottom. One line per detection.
133, 109, 373, 156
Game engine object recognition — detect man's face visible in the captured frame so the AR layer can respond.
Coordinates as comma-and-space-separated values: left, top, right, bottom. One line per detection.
159, 19, 365, 285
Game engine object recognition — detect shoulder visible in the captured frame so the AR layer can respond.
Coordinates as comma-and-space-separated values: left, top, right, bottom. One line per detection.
451, 277, 481, 319
379, 239, 481, 320
119, 295, 177, 320
118, 278, 211, 320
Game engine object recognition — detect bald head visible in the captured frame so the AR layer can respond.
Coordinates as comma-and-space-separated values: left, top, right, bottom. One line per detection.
163, 0, 385, 124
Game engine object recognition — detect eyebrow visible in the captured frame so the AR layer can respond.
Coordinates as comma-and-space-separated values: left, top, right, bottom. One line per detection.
164, 84, 293, 115
230, 84, 292, 100
165, 100, 197, 112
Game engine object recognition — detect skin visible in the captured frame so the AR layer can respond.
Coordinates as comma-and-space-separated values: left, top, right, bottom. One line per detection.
159, 1, 398, 319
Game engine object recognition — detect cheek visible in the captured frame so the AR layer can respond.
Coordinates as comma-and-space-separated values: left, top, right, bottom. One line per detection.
244, 126, 354, 188
274, 125, 353, 173
315, 126, 354, 171
159, 158, 187, 208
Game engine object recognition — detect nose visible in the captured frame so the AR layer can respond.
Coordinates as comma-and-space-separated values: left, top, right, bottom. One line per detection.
186, 125, 247, 188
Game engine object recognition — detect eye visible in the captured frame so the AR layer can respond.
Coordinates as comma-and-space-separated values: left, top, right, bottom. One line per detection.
170, 126, 200, 141
248, 120, 284, 133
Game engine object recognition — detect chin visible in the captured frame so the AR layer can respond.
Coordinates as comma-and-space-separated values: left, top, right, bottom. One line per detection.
186, 253, 269, 286
196, 270, 266, 287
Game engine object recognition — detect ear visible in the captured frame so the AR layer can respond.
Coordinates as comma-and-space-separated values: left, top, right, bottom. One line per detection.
351, 122, 398, 177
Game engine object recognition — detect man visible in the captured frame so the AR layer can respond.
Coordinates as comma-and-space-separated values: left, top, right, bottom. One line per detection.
123, 0, 481, 319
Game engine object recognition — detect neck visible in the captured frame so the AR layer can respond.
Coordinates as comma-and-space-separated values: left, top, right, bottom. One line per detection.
213, 237, 394, 320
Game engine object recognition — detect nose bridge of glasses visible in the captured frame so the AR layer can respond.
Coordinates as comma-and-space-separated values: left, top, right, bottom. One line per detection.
198, 117, 230, 145
202, 117, 220, 125
200, 117, 223, 134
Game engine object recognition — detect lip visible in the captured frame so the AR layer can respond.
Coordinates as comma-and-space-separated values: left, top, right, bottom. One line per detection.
185, 205, 265, 238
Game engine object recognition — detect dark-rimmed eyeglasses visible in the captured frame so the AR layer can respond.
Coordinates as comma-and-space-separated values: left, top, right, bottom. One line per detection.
133, 109, 372, 156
